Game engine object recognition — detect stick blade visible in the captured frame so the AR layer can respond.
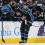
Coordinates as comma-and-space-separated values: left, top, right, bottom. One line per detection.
5, 42, 7, 44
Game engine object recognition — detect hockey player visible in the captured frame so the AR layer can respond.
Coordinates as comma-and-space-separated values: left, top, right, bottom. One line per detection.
0, 0, 3, 21
20, 0, 25, 7
12, 0, 19, 6
2, 0, 15, 21
19, 3, 34, 43
29, 0, 38, 9
28, 0, 38, 20
40, 2, 45, 9
2, 0, 7, 5
21, 3, 34, 22
36, 3, 44, 20
0, 0, 3, 6
38, 24, 45, 36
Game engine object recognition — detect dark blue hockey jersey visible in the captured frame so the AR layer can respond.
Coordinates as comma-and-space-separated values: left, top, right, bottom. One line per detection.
0, 6, 3, 20
12, 2, 19, 6
40, 6, 45, 9
29, 3, 37, 7
38, 24, 45, 36
2, 5, 15, 19
20, 2, 25, 7
21, 8, 34, 22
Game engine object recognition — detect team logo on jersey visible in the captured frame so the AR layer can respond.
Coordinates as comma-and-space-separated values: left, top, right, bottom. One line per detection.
21, 16, 26, 20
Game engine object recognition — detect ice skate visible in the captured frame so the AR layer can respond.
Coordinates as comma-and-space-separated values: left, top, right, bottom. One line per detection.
23, 40, 27, 43
19, 40, 23, 43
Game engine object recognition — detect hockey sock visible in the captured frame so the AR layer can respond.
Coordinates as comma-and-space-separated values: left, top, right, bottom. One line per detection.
24, 30, 29, 41
20, 21, 25, 40
20, 30, 25, 40
24, 24, 29, 41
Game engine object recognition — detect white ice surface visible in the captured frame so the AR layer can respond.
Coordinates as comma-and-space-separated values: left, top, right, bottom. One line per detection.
0, 43, 45, 45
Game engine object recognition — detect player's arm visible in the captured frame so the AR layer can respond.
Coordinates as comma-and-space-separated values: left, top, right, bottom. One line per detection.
29, 10, 34, 22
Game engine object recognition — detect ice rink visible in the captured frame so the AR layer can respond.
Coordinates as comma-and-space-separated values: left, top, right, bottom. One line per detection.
0, 43, 45, 45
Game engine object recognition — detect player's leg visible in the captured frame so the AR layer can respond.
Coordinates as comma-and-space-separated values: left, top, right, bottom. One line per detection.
23, 23, 31, 43
19, 21, 25, 43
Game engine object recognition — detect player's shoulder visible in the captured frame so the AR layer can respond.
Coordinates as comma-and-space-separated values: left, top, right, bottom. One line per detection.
29, 3, 33, 6
3, 5, 7, 7
22, 2, 25, 4
40, 6, 43, 8
16, 3, 18, 6
3, 5, 10, 8
0, 6, 3, 9
28, 8, 31, 12
40, 6, 45, 9
21, 8, 24, 10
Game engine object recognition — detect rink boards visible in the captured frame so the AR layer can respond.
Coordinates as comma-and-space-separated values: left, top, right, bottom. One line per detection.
0, 21, 45, 44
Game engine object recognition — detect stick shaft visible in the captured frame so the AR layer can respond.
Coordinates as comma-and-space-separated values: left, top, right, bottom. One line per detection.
44, 13, 45, 24
2, 16, 5, 43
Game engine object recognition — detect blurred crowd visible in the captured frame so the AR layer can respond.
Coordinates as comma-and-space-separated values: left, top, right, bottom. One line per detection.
0, 0, 45, 21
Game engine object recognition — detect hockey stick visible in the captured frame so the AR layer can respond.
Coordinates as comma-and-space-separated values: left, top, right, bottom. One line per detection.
44, 10, 45, 24
32, 25, 39, 27
19, 20, 40, 28
2, 16, 7, 43
44, 11, 45, 32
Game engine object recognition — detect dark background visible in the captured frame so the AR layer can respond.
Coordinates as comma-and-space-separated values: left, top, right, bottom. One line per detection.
38, 0, 45, 4
2, 0, 45, 4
